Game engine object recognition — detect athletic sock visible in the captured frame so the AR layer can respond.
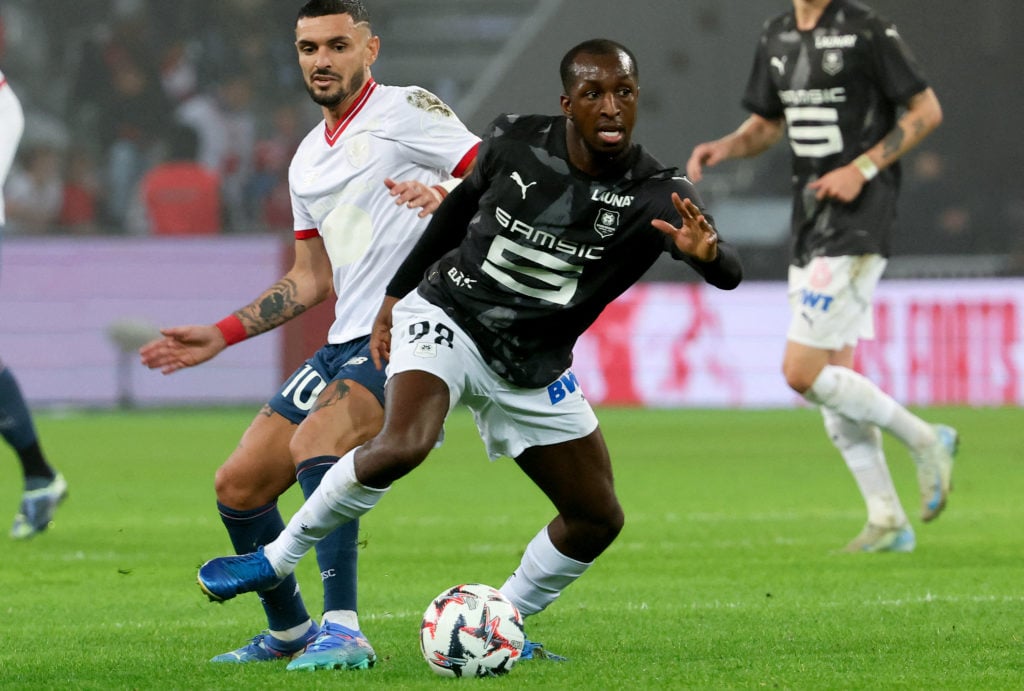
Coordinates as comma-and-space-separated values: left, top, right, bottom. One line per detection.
499, 526, 591, 617
265, 449, 388, 576
218, 501, 312, 632
822, 408, 907, 528
0, 367, 56, 483
270, 619, 317, 645
805, 365, 935, 451
297, 456, 359, 615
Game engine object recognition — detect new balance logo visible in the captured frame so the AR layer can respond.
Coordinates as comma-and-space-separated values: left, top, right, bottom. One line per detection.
510, 171, 537, 199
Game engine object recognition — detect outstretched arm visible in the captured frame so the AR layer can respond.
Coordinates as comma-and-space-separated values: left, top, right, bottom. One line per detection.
686, 114, 785, 182
139, 237, 334, 374
651, 193, 743, 290
809, 87, 942, 202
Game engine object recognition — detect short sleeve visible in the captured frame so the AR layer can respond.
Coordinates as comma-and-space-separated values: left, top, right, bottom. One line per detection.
391, 88, 481, 176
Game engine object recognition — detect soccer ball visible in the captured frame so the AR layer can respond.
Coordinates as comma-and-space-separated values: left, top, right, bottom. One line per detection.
420, 583, 525, 677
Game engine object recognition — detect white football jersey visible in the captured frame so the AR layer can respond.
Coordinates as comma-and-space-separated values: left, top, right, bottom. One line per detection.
289, 78, 479, 344
0, 69, 27, 227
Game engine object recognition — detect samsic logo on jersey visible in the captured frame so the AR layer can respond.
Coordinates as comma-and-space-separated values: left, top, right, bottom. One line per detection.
593, 208, 620, 238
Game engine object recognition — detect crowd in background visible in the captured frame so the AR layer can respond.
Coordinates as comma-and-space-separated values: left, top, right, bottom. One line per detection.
1, 0, 1023, 270
1, 0, 314, 236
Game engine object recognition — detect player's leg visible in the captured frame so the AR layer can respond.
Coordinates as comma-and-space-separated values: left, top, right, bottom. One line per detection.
1, 359, 67, 539
209, 406, 318, 662
500, 429, 623, 660
286, 357, 385, 672
785, 341, 912, 551
199, 368, 448, 600
784, 256, 957, 526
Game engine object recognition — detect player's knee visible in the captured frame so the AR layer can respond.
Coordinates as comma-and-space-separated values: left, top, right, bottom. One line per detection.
288, 424, 374, 464
782, 361, 815, 394
577, 498, 624, 549
213, 463, 251, 508
599, 501, 625, 544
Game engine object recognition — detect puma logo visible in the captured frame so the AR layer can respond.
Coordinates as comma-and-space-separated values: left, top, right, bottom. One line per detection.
771, 55, 787, 75
510, 171, 537, 199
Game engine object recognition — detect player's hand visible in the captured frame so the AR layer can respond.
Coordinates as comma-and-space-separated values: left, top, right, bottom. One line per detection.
385, 177, 442, 217
370, 295, 400, 370
806, 164, 866, 203
686, 141, 727, 182
651, 192, 719, 262
138, 325, 226, 374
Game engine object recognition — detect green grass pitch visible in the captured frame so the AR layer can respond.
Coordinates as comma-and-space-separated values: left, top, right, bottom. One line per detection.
1, 405, 1021, 689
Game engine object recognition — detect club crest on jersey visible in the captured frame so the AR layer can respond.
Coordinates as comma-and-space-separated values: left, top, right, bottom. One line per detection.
345, 132, 371, 168
407, 89, 455, 118
593, 208, 620, 238
822, 49, 844, 76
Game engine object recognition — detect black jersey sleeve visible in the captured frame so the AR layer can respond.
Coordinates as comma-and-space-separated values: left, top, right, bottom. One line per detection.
385, 175, 485, 298
868, 18, 929, 105
673, 238, 743, 290
741, 25, 784, 119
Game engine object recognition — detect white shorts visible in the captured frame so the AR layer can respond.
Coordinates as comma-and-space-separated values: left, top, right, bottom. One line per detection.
388, 291, 599, 460
786, 254, 887, 350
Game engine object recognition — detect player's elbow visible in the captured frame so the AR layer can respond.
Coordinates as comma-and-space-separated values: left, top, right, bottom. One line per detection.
913, 88, 943, 134
711, 270, 743, 291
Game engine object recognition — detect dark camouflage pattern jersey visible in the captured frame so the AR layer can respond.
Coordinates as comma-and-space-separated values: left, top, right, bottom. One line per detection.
390, 113, 742, 388
741, 0, 930, 266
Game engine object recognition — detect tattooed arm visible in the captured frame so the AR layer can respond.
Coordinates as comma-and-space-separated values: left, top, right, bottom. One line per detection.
808, 87, 943, 203
139, 237, 334, 374
231, 236, 334, 336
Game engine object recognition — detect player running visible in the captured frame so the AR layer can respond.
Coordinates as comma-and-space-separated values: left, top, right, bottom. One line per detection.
195, 38, 742, 660
687, 0, 956, 552
0, 67, 69, 540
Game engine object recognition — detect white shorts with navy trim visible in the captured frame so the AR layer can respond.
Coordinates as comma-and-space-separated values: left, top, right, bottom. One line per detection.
388, 291, 599, 460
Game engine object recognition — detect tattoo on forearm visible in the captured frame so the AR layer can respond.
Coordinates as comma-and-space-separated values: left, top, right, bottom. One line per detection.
881, 127, 905, 159
238, 278, 308, 334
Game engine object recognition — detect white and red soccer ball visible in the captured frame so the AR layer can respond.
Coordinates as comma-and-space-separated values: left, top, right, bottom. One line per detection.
420, 583, 525, 677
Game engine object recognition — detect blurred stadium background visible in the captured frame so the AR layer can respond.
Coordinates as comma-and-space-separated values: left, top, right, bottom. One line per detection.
1, 0, 1022, 409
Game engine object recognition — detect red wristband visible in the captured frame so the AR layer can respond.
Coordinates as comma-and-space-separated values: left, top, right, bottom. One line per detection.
431, 184, 448, 200
215, 315, 248, 346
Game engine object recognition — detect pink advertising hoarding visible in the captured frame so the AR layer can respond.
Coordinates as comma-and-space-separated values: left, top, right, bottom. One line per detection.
1, 238, 1020, 408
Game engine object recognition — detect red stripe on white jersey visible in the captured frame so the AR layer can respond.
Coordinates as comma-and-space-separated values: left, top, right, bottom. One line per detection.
324, 79, 377, 147
294, 228, 319, 239
452, 142, 479, 178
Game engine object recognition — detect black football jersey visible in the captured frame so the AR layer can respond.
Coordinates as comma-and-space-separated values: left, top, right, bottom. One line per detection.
415, 113, 742, 388
741, 0, 929, 266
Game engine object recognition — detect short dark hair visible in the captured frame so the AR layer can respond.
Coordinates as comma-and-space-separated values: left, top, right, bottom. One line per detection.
559, 39, 638, 93
297, 0, 371, 26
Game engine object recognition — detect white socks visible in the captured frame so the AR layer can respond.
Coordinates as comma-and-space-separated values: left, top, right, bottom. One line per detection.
264, 449, 388, 576
500, 527, 591, 617
822, 408, 907, 528
805, 365, 935, 451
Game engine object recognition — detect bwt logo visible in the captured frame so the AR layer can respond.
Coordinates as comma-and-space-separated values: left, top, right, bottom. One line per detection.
547, 371, 580, 404
800, 289, 834, 311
